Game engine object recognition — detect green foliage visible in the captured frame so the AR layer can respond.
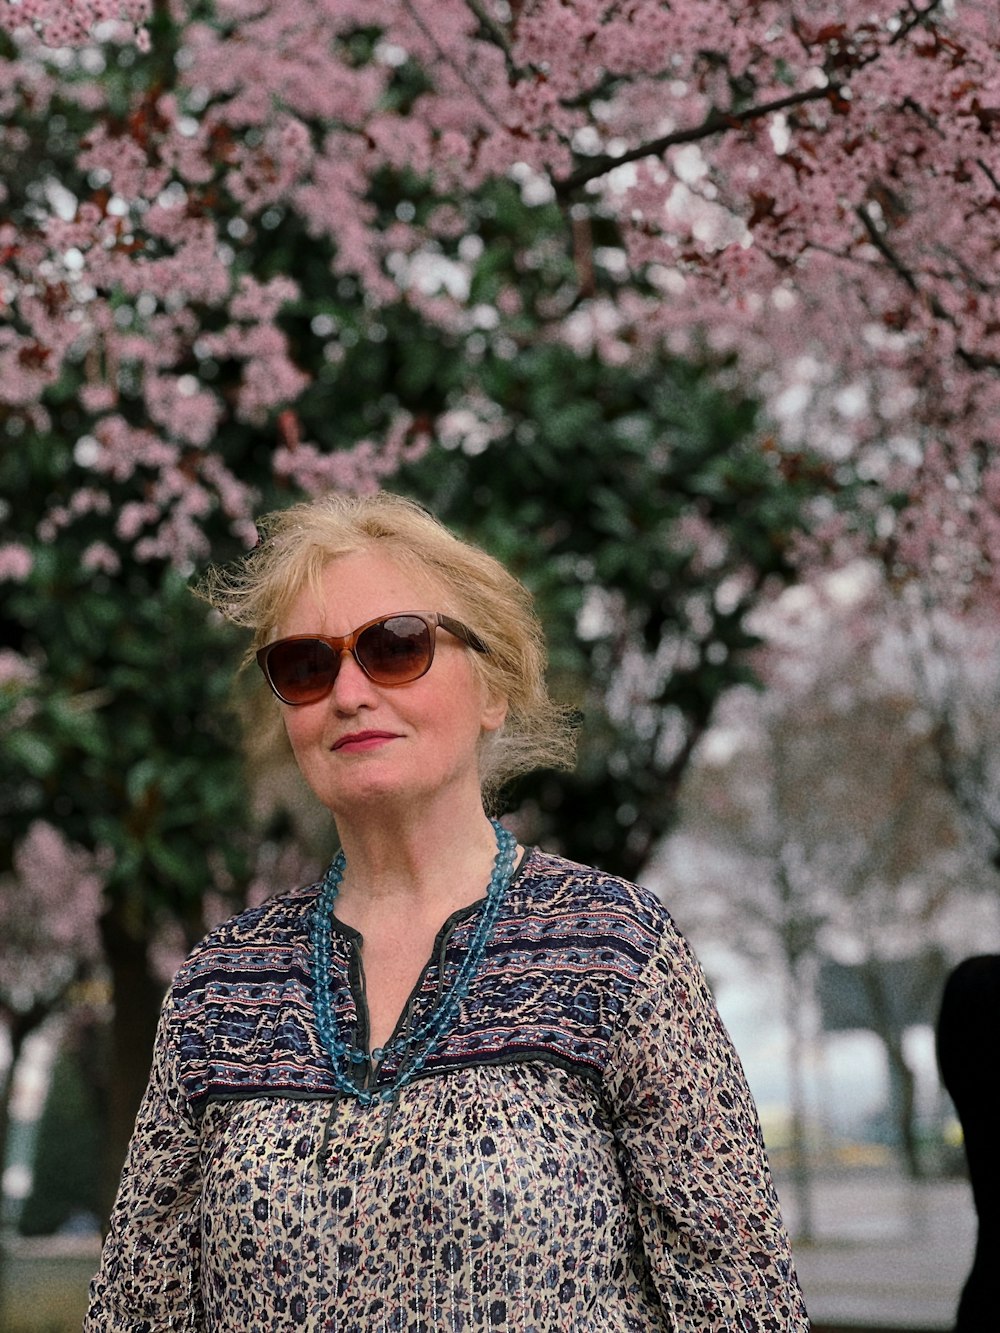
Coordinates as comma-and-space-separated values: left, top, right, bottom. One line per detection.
395, 352, 822, 878
268, 167, 836, 876
1, 483, 252, 933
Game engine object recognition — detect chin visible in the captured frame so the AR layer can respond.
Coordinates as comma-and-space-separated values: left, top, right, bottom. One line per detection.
320, 774, 421, 813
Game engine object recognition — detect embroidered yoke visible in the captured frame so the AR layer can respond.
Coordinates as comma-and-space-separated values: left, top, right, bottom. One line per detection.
85, 849, 809, 1332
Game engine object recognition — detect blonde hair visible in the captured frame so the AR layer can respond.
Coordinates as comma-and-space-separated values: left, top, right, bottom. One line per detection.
199, 491, 577, 803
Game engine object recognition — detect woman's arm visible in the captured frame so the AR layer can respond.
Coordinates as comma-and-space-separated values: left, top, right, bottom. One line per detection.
605, 921, 809, 1331
85, 991, 204, 1333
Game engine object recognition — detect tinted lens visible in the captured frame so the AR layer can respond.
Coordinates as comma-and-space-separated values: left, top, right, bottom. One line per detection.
356, 615, 432, 683
266, 639, 340, 704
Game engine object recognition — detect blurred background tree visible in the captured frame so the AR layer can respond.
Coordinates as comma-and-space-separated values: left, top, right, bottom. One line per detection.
0, 3, 843, 1220
0, 826, 102, 1236
663, 564, 1000, 1218
3, 0, 1000, 1256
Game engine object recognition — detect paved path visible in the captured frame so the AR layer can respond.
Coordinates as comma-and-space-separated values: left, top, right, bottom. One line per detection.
775, 1171, 974, 1330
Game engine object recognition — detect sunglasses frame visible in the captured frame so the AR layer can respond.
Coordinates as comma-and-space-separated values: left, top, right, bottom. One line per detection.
256, 610, 489, 705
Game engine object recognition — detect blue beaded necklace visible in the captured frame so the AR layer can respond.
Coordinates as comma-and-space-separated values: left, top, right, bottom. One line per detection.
309, 818, 517, 1107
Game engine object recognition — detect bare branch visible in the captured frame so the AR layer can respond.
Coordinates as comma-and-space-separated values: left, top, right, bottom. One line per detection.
554, 83, 840, 196
855, 204, 920, 294
977, 156, 1000, 195
555, 0, 948, 199
856, 205, 1000, 372
893, 0, 947, 46
401, 0, 505, 128
463, 0, 515, 62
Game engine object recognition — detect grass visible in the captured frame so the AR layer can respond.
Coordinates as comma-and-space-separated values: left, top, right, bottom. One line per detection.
0, 1249, 96, 1333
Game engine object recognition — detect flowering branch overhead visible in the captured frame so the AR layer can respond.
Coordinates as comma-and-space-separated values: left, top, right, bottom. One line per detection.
554, 85, 844, 197
2, 0, 1000, 593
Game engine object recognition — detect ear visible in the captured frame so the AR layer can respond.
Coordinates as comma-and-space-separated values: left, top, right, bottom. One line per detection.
480, 690, 508, 735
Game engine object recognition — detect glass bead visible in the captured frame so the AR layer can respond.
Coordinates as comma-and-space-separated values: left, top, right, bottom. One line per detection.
309, 821, 515, 1105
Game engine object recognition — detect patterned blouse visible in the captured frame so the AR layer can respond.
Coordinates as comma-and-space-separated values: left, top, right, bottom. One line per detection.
86, 848, 808, 1331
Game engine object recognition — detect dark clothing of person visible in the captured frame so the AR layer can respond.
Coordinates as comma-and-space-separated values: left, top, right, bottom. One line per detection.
937, 954, 1000, 1332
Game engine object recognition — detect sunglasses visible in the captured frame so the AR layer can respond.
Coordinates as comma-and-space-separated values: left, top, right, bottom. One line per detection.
255, 611, 489, 705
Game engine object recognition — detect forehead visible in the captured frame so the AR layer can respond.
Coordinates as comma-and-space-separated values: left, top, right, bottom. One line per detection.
279, 548, 449, 636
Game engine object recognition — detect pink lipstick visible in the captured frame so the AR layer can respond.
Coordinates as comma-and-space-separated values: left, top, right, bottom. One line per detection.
332, 730, 399, 752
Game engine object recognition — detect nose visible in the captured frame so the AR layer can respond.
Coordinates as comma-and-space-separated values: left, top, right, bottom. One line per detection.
327, 648, 378, 712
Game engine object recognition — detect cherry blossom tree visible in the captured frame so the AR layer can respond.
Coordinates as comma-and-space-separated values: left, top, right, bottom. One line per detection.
7, 0, 1000, 1215
890, 591, 1000, 873
3, 0, 1000, 596
663, 565, 1000, 1185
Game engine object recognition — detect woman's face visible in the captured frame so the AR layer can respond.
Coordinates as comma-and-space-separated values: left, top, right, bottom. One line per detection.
275, 549, 507, 819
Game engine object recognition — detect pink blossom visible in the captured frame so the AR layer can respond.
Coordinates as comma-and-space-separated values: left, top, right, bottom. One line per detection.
68, 487, 112, 517
0, 543, 33, 582
274, 410, 431, 496
115, 500, 159, 542
0, 1, 149, 45
0, 649, 37, 687
80, 541, 122, 575
0, 822, 104, 1011
80, 383, 118, 413
144, 374, 222, 447
229, 275, 299, 324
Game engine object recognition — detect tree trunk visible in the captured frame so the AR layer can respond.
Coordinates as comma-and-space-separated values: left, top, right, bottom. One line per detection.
783, 962, 816, 1243
0, 1025, 24, 1318
1, 1024, 27, 1229
858, 966, 923, 1179
98, 903, 165, 1227
0, 1010, 51, 1318
883, 1030, 922, 1180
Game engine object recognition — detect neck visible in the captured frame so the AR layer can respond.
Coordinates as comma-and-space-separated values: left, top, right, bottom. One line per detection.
332, 795, 501, 915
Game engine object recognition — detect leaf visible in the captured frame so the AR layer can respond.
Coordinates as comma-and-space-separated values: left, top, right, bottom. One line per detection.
3, 732, 59, 779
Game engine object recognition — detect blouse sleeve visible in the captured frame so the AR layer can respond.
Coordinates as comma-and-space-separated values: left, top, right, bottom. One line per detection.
604, 919, 809, 1331
85, 990, 204, 1333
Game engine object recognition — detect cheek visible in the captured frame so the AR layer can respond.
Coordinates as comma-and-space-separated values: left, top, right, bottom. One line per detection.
281, 705, 325, 758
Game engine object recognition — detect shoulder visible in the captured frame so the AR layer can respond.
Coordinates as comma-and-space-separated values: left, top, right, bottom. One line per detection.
465, 848, 710, 1080
162, 881, 339, 1108
508, 848, 677, 962
512, 848, 713, 1004
515, 848, 671, 923
170, 880, 321, 1000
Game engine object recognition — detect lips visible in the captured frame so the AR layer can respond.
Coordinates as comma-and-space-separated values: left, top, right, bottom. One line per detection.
331, 730, 400, 752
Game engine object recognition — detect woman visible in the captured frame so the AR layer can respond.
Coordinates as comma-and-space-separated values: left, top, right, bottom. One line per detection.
86, 491, 808, 1331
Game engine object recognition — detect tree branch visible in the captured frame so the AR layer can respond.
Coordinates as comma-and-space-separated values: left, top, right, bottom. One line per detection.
555, 0, 947, 199
855, 204, 1000, 371
463, 0, 516, 65
893, 0, 947, 47
855, 203, 920, 294
400, 0, 505, 127
977, 157, 1000, 195
554, 83, 840, 196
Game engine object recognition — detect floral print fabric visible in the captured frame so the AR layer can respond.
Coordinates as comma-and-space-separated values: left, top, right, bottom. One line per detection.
86, 849, 808, 1331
